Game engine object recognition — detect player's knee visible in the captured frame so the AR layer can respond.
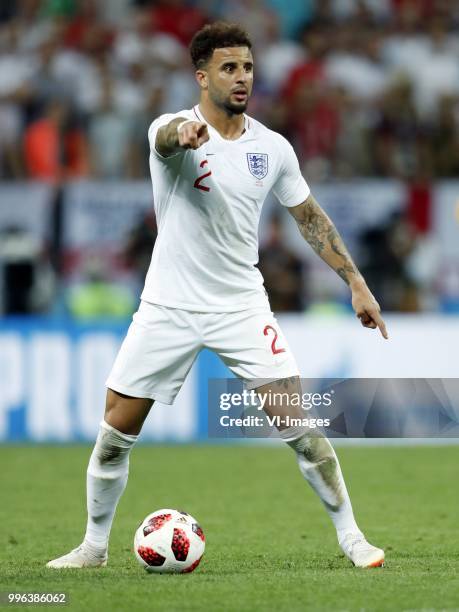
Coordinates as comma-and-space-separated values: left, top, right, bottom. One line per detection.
256, 375, 301, 396
105, 388, 123, 419
104, 388, 152, 436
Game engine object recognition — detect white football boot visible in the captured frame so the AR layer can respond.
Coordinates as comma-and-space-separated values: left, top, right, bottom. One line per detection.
340, 533, 385, 568
46, 544, 107, 569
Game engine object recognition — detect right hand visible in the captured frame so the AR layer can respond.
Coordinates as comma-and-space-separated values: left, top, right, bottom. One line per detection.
177, 121, 209, 150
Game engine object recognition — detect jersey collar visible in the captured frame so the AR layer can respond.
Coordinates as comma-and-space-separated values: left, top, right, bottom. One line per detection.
193, 105, 250, 141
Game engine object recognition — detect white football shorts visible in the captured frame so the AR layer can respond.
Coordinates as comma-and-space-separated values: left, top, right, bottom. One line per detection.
106, 301, 299, 404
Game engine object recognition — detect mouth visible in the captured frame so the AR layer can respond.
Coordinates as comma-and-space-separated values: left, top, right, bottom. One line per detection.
232, 89, 248, 102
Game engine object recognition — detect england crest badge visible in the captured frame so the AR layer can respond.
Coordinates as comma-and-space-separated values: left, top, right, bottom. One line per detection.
247, 153, 269, 180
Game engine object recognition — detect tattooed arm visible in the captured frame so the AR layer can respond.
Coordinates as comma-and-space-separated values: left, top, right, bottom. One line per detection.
288, 193, 388, 339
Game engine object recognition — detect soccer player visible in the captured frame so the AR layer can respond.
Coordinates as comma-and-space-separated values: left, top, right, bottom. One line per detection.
48, 22, 388, 570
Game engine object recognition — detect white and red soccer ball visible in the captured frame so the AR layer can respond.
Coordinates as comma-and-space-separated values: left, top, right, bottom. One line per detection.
134, 509, 205, 574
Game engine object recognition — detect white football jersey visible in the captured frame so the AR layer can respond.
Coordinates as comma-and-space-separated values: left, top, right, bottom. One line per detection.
142, 105, 310, 312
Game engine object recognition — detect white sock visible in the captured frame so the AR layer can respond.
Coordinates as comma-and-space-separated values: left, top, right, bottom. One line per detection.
281, 427, 362, 544
83, 420, 137, 554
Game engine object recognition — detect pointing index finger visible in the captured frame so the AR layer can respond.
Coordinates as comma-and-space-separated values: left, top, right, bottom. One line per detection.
372, 310, 389, 339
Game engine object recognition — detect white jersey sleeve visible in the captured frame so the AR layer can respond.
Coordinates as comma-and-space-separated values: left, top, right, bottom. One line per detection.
147, 112, 191, 161
272, 136, 310, 207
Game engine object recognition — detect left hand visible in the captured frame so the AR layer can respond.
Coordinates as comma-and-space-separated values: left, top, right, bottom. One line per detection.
351, 282, 388, 339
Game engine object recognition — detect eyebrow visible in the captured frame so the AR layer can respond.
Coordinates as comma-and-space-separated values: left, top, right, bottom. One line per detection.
220, 61, 253, 68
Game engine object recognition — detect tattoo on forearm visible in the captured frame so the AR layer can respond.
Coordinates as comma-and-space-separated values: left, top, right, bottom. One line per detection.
336, 266, 356, 284
155, 117, 187, 157
294, 195, 358, 285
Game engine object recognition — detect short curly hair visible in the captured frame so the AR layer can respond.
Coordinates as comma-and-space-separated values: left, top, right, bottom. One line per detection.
189, 22, 252, 69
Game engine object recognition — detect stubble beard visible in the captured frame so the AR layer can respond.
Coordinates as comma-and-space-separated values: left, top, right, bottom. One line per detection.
210, 89, 248, 116
222, 99, 248, 116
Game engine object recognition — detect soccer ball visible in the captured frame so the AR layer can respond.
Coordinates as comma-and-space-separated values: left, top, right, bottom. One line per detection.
134, 508, 205, 574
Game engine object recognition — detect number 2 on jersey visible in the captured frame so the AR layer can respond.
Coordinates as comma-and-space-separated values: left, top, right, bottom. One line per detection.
194, 159, 212, 192
263, 325, 286, 355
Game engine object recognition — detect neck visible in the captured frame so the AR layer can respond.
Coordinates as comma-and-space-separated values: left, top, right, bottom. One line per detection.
198, 97, 245, 140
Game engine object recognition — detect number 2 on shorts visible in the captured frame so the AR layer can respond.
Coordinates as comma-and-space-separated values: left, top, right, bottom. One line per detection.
263, 325, 286, 355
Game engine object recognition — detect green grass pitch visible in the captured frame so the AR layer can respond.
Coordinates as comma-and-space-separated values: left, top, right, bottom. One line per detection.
1, 445, 458, 611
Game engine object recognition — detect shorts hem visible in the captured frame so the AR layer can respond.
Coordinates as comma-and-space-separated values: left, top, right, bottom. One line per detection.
244, 371, 300, 391
105, 380, 175, 405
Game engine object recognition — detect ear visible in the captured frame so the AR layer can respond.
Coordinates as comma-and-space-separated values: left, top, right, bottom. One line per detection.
195, 69, 208, 90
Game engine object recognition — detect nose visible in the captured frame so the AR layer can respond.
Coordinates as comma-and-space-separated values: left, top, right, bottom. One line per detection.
235, 68, 248, 85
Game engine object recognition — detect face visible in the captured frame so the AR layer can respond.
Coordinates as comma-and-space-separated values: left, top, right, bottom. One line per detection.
197, 46, 254, 115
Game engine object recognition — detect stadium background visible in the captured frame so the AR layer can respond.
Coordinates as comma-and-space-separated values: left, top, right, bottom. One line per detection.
1, 3, 459, 611
1, 0, 459, 443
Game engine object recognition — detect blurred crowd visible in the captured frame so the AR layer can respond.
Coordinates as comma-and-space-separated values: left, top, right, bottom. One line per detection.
1, 0, 457, 316
1, 0, 459, 181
